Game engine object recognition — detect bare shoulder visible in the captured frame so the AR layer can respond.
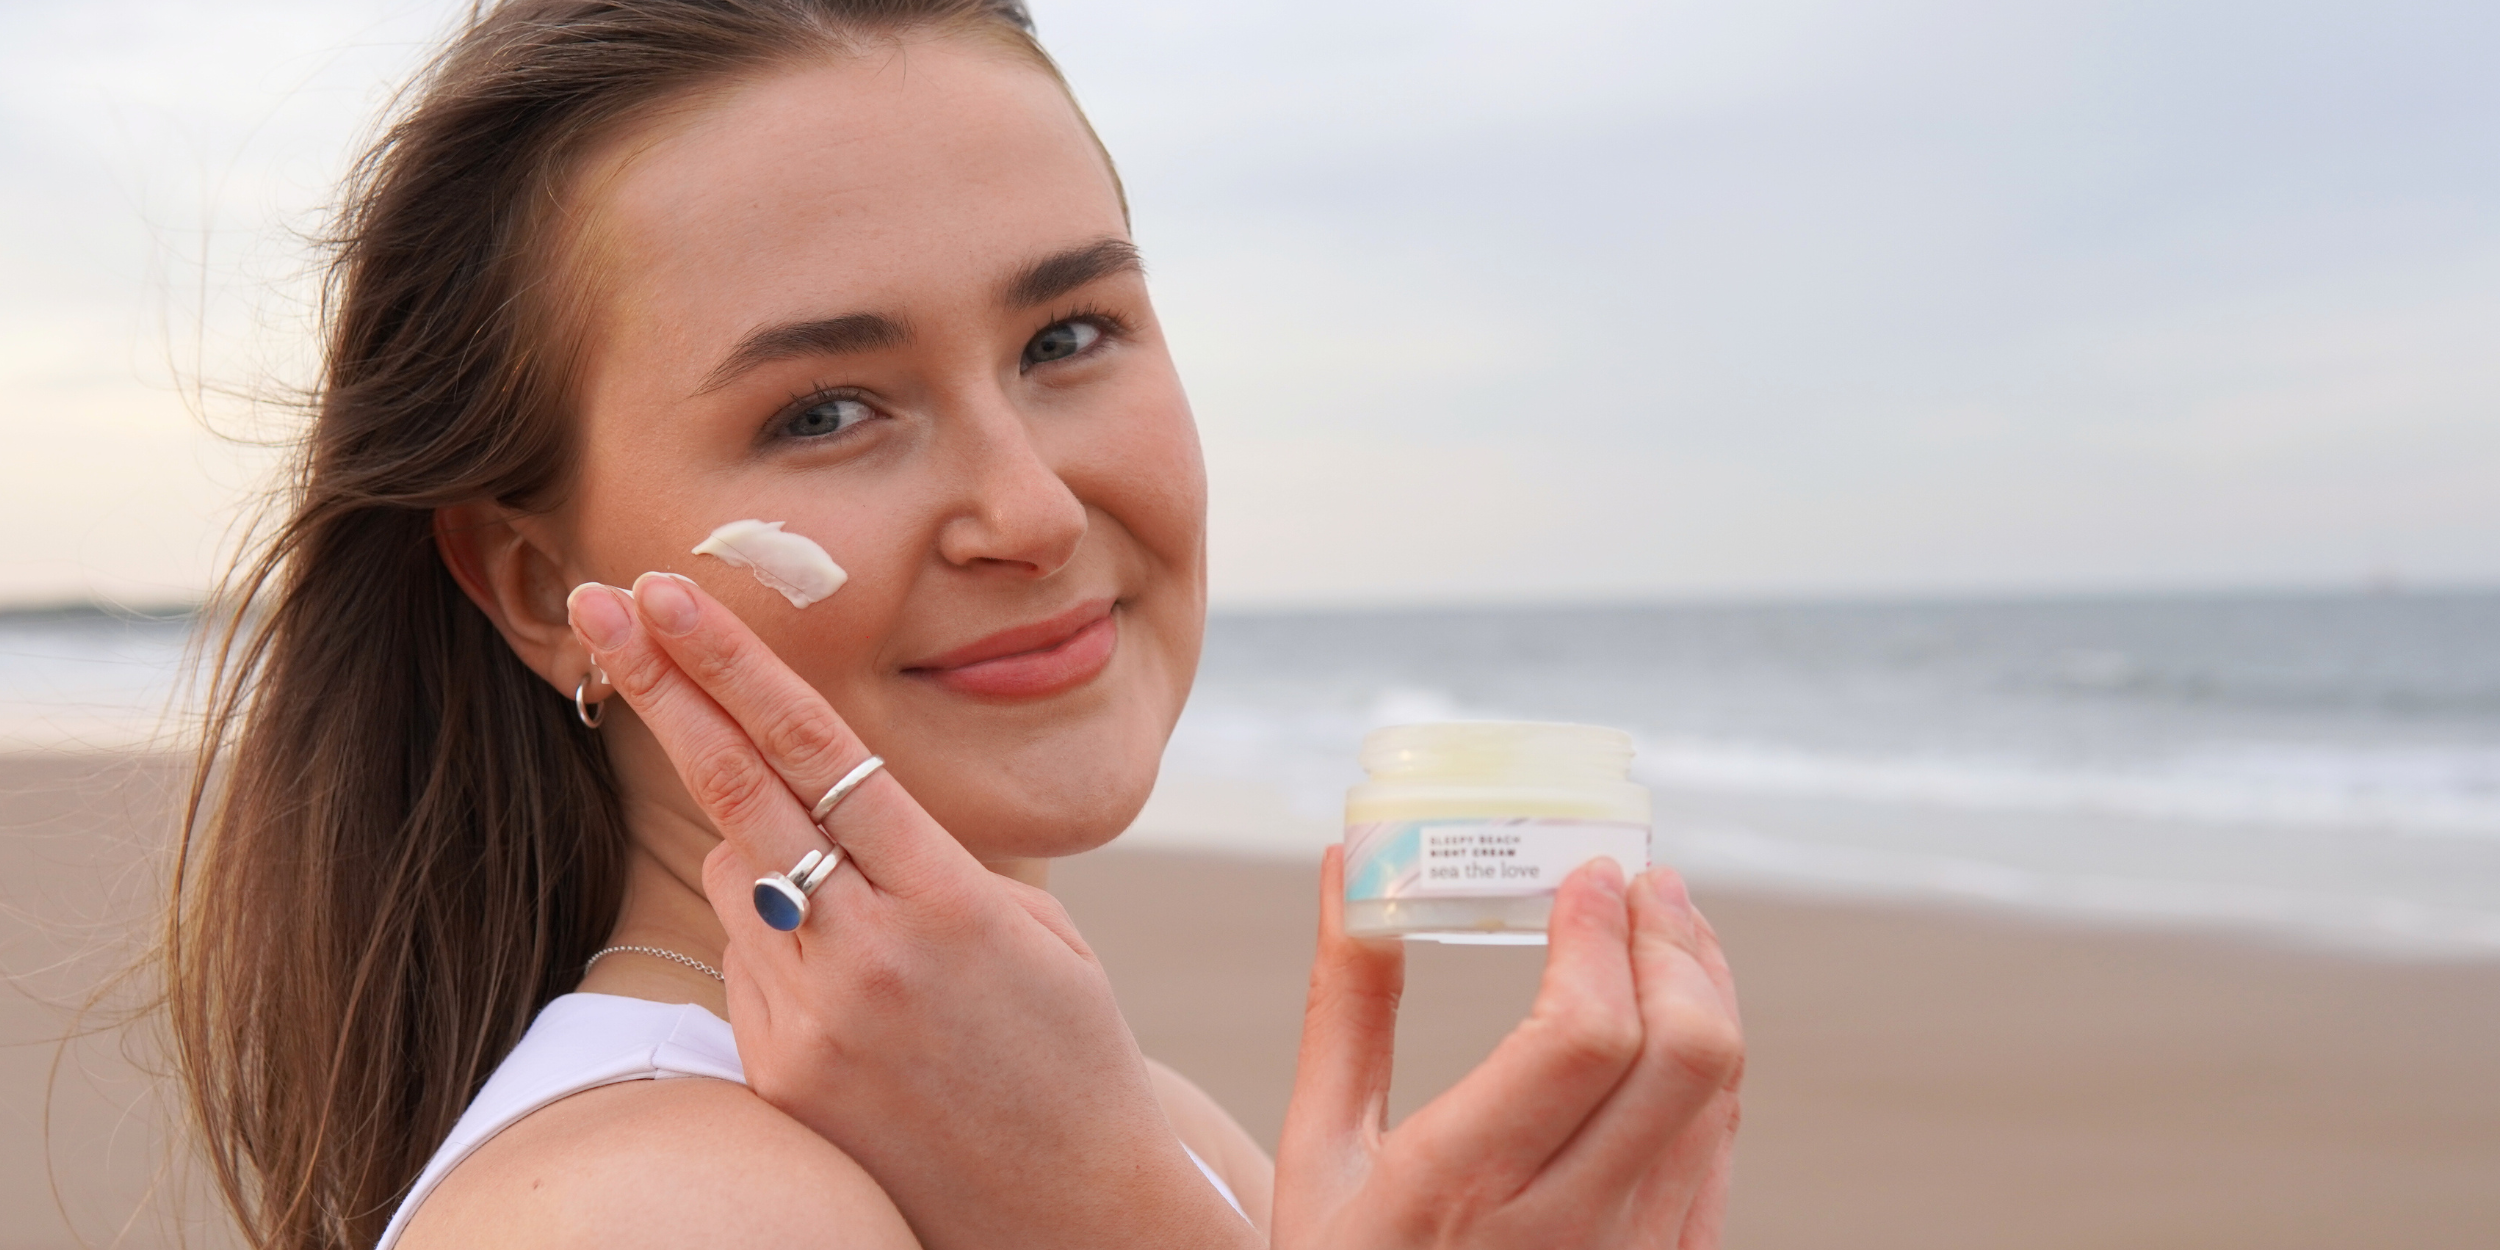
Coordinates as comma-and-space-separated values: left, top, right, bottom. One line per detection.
398, 1076, 918, 1250
1145, 1057, 1275, 1236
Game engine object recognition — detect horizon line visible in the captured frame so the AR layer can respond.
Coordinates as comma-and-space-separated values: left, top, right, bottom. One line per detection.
4, 578, 2496, 625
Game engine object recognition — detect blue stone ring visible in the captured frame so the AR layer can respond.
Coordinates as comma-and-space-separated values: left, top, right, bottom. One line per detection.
754, 755, 884, 932
754, 848, 842, 932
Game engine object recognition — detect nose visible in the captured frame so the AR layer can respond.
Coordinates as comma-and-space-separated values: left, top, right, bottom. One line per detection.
932, 399, 1088, 578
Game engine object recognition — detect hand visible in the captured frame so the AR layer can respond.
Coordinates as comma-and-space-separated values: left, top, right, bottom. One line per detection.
567, 573, 1257, 1250
1274, 850, 1743, 1249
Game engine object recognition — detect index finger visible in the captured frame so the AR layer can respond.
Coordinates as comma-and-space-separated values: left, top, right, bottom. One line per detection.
1390, 858, 1643, 1198
1531, 869, 1744, 1212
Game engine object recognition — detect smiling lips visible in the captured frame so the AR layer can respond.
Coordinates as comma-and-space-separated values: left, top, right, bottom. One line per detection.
905, 599, 1119, 699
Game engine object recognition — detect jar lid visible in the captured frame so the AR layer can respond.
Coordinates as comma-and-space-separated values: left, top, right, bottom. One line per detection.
1360, 720, 1634, 783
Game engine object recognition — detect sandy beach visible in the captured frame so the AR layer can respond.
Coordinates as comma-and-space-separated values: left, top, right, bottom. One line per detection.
7, 752, 2500, 1249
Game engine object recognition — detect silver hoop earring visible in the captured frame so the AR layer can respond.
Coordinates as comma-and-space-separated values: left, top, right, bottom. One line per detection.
574, 673, 605, 729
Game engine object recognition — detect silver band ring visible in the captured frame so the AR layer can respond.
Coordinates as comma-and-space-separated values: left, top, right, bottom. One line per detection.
755, 756, 880, 931
754, 846, 844, 932
809, 755, 885, 827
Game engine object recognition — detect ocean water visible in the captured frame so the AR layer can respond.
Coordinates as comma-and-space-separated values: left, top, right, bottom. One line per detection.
7, 593, 2498, 955
1152, 592, 2500, 957
0, 608, 197, 750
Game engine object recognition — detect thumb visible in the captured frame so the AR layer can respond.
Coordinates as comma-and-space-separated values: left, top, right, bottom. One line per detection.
1277, 846, 1402, 1204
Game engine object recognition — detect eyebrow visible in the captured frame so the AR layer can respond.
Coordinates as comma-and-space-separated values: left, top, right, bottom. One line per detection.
1003, 236, 1143, 310
693, 237, 1144, 397
695, 311, 909, 396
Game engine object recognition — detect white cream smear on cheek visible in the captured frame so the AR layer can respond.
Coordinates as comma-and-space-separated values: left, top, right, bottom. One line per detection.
690, 519, 848, 608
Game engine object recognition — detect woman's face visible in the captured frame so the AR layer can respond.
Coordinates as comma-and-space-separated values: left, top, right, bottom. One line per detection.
548, 39, 1204, 862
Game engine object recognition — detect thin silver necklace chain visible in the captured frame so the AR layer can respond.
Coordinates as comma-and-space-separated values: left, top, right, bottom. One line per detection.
585, 944, 724, 983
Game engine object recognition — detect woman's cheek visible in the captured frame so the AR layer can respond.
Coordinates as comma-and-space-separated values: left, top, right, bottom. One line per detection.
1129, 426, 1208, 575
764, 553, 906, 693
1061, 397, 1205, 571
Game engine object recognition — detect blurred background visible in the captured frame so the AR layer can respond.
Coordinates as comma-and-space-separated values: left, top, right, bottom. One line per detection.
3, 1, 2496, 1247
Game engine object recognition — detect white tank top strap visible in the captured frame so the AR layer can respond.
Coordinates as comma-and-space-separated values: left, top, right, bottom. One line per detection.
376, 992, 1243, 1248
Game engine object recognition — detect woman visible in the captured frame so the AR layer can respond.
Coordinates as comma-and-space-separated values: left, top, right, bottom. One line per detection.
168, 2, 1743, 1247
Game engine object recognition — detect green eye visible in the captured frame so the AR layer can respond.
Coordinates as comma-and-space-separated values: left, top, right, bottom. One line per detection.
1023, 319, 1102, 367
785, 396, 872, 439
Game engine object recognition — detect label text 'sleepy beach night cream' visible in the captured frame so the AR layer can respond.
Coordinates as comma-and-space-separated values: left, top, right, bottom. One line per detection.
1344, 722, 1651, 943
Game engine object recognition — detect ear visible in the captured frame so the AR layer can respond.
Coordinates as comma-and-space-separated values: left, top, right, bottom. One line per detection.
434, 502, 603, 700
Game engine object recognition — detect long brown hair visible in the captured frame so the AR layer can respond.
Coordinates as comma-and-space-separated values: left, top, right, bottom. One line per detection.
166, 4, 1090, 1247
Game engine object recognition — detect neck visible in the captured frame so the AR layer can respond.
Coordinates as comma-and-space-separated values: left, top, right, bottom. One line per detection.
576, 785, 1048, 1016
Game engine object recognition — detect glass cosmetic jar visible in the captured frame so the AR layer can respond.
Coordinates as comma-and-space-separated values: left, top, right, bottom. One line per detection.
1343, 721, 1652, 944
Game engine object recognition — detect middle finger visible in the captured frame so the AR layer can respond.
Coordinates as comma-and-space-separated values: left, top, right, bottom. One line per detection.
632, 572, 867, 809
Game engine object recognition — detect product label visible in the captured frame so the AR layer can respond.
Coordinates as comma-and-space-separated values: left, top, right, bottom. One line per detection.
1343, 819, 1651, 901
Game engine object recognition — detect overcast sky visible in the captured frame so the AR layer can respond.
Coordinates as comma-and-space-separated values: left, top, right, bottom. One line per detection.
2, 0, 2494, 609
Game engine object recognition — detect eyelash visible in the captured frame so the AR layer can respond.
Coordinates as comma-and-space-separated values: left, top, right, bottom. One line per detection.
1028, 303, 1132, 368
1044, 302, 1131, 338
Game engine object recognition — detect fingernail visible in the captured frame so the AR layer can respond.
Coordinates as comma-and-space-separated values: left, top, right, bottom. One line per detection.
568, 583, 634, 650
1587, 855, 1628, 897
1644, 867, 1693, 916
634, 571, 698, 636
